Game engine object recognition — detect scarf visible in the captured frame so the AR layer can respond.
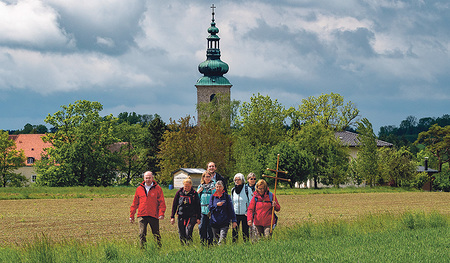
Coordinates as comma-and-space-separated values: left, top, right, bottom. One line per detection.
213, 189, 224, 198
201, 181, 215, 192
234, 184, 244, 194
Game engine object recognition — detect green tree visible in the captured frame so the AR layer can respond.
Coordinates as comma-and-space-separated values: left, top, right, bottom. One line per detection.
157, 116, 234, 185
34, 124, 48, 134
114, 123, 148, 185
232, 94, 288, 181
157, 116, 200, 184
197, 93, 240, 132
415, 124, 450, 172
293, 123, 347, 188
321, 143, 350, 187
293, 92, 359, 131
233, 136, 269, 180
143, 115, 166, 174
0, 131, 27, 187
378, 147, 416, 187
22, 123, 33, 134
266, 141, 313, 188
433, 170, 450, 192
355, 118, 379, 186
117, 112, 154, 126
237, 93, 287, 147
36, 100, 120, 186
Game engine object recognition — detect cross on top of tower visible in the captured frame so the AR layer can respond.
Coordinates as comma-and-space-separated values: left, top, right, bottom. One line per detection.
211, 4, 216, 21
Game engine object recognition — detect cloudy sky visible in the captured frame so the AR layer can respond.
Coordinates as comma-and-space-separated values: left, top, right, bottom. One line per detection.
1, 0, 449, 133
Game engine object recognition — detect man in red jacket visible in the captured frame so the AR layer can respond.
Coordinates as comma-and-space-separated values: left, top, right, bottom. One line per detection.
130, 171, 166, 248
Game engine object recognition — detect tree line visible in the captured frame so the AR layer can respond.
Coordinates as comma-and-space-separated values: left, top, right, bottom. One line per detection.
378, 114, 450, 149
1, 94, 449, 191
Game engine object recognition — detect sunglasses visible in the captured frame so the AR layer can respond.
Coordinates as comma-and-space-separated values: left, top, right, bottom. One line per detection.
249, 178, 256, 180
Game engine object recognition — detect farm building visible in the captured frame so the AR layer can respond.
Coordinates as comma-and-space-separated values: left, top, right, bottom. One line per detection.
299, 131, 394, 188
335, 131, 393, 158
172, 168, 206, 189
8, 134, 52, 184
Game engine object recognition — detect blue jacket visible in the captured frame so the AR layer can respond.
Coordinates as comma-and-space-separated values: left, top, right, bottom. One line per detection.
209, 191, 236, 228
197, 181, 216, 215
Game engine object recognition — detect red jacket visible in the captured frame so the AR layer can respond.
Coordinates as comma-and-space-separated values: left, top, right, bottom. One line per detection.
247, 190, 280, 227
130, 181, 166, 219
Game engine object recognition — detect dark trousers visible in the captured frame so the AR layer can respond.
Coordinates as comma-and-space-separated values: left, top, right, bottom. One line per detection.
232, 214, 249, 243
199, 213, 213, 245
138, 216, 161, 248
177, 216, 197, 245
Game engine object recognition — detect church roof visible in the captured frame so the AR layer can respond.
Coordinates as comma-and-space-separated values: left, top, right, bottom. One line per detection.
196, 4, 231, 87
196, 76, 231, 86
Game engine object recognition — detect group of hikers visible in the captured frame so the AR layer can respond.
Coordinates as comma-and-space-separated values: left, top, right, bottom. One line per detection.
129, 162, 281, 248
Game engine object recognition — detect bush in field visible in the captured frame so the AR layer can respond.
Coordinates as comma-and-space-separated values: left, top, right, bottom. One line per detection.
433, 170, 450, 192
408, 172, 430, 189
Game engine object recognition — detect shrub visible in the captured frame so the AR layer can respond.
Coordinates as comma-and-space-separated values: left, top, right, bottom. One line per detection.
433, 170, 450, 192
408, 172, 430, 189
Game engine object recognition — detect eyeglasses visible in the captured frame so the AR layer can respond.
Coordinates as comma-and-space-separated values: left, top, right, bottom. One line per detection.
249, 178, 256, 180
234, 178, 241, 181
204, 176, 211, 178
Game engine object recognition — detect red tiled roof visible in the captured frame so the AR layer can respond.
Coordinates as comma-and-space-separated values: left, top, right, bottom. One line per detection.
8, 134, 53, 166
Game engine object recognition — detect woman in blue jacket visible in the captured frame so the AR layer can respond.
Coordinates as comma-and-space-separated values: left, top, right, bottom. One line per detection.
209, 180, 237, 245
197, 171, 216, 245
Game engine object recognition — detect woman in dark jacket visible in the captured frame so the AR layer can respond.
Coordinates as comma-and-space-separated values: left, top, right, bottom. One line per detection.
171, 178, 201, 245
209, 180, 237, 245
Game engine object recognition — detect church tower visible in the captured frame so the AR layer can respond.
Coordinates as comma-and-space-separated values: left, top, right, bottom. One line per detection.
195, 4, 232, 121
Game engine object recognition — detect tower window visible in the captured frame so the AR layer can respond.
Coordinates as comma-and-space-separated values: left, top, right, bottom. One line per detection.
27, 157, 35, 164
210, 94, 216, 102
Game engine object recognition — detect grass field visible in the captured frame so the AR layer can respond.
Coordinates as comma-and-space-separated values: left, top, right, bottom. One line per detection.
0, 191, 449, 245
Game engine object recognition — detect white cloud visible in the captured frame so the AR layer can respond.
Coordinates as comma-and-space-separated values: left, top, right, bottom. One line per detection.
96, 37, 115, 48
0, 47, 153, 93
0, 0, 73, 48
0, 0, 449, 132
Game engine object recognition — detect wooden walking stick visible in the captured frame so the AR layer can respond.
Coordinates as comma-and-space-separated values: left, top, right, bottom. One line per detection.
262, 154, 290, 233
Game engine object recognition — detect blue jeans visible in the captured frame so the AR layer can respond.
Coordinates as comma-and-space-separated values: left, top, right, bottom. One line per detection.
199, 213, 213, 245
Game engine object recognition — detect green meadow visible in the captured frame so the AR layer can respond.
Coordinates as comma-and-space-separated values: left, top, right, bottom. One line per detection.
0, 211, 448, 263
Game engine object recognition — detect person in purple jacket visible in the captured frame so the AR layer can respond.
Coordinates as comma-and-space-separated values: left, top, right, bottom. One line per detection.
208, 180, 237, 245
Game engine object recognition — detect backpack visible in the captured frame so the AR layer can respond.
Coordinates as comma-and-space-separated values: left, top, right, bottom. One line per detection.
254, 192, 278, 229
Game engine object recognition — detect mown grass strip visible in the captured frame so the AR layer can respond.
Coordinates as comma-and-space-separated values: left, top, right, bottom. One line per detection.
0, 211, 447, 263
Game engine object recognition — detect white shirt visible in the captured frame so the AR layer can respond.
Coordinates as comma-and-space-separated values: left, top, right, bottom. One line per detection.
144, 182, 153, 194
